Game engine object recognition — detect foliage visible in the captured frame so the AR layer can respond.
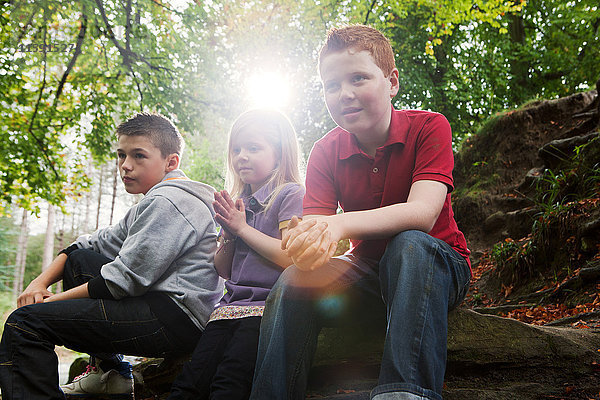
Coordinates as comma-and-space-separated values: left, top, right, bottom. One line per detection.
488, 136, 600, 285
0, 290, 15, 335
536, 136, 600, 212
318, 0, 599, 141
1, 0, 598, 216
0, 0, 227, 213
183, 137, 226, 191
0, 216, 17, 291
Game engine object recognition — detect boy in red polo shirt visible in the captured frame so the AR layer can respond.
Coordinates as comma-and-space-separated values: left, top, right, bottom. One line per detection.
250, 25, 471, 400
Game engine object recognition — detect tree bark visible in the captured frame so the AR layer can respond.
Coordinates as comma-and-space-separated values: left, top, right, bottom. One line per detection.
95, 163, 105, 230
83, 160, 93, 233
110, 159, 118, 225
13, 209, 29, 296
42, 203, 55, 272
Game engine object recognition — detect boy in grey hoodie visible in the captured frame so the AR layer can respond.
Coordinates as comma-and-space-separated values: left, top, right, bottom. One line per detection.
0, 113, 224, 399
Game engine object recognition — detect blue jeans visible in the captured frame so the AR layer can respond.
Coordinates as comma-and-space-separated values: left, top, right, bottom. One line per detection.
249, 230, 471, 400
0, 249, 201, 400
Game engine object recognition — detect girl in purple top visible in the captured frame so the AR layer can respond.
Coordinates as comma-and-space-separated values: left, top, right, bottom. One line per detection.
168, 109, 304, 400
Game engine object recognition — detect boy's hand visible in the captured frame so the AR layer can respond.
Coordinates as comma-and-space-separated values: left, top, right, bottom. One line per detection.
17, 280, 53, 308
282, 216, 338, 271
213, 190, 248, 237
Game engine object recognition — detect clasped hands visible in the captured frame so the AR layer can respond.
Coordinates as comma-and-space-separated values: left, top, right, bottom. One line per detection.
281, 216, 340, 271
213, 190, 248, 240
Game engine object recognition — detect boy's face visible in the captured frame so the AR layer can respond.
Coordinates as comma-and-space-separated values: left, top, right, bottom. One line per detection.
320, 48, 399, 143
117, 135, 178, 195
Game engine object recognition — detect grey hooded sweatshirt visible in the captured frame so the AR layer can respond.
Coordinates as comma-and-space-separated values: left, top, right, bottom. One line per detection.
74, 169, 224, 329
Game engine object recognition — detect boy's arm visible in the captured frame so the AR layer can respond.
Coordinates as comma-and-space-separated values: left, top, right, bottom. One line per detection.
44, 283, 89, 302
283, 180, 448, 270
214, 234, 235, 279
90, 196, 207, 299
17, 253, 68, 307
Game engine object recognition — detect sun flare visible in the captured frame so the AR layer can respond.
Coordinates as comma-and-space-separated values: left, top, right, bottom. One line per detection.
245, 71, 290, 110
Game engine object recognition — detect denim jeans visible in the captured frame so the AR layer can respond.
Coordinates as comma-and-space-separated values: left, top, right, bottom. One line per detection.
0, 249, 201, 400
168, 317, 262, 400
249, 230, 471, 400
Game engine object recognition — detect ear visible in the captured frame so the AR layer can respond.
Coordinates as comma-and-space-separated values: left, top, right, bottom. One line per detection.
165, 153, 180, 172
388, 68, 400, 99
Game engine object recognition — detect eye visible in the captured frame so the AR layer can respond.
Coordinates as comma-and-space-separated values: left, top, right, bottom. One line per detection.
135, 152, 146, 159
323, 81, 340, 93
232, 147, 241, 155
117, 152, 126, 159
249, 145, 260, 153
352, 74, 367, 84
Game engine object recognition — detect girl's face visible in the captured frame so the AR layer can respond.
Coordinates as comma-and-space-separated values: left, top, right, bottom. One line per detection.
231, 126, 279, 193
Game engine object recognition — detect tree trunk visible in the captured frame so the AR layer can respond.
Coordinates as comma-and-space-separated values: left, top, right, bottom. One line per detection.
42, 203, 55, 272
110, 158, 118, 225
83, 160, 92, 233
508, 11, 528, 106
13, 209, 29, 296
95, 163, 105, 230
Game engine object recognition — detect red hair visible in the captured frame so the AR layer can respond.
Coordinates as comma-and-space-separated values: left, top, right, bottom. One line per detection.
318, 24, 396, 76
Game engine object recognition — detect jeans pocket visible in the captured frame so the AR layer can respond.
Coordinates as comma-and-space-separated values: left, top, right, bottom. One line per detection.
110, 327, 173, 357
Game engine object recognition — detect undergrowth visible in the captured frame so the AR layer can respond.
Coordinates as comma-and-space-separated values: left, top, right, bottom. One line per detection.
490, 136, 600, 286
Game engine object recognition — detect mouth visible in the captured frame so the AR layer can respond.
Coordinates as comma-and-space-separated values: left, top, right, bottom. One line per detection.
122, 176, 135, 184
341, 107, 362, 116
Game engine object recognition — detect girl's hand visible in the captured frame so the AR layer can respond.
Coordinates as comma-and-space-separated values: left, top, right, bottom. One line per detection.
213, 190, 248, 237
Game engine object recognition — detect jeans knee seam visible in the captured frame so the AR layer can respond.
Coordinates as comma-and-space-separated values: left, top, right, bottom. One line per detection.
288, 315, 315, 398
99, 299, 108, 320
6, 322, 40, 339
408, 246, 436, 382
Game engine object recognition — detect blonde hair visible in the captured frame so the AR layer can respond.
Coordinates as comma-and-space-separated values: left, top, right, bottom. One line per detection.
226, 109, 302, 210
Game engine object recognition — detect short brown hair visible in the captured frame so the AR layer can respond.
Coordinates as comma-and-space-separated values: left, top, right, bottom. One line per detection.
318, 24, 395, 76
116, 112, 184, 157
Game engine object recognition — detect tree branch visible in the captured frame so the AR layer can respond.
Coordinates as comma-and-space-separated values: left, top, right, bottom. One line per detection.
150, 0, 185, 16
53, 9, 87, 109
95, 0, 143, 106
364, 0, 377, 25
15, 5, 39, 46
27, 9, 59, 179
124, 0, 132, 53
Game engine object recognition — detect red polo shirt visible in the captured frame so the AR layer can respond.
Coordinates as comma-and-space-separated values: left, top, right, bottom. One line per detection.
304, 108, 470, 266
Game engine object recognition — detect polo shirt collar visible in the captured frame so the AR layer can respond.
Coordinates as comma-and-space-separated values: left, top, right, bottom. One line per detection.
338, 106, 410, 160
242, 183, 273, 211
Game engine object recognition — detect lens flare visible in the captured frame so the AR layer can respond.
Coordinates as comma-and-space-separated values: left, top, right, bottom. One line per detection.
246, 71, 290, 109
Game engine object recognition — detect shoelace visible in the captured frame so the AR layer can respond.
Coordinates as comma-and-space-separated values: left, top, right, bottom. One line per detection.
73, 364, 98, 381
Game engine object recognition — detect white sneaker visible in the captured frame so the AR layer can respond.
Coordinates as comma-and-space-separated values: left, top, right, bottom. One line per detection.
61, 364, 133, 397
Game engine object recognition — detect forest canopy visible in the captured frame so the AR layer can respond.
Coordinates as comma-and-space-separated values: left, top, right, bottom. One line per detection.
1, 0, 598, 213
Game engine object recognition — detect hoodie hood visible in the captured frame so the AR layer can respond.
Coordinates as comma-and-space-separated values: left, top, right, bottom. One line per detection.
148, 169, 216, 218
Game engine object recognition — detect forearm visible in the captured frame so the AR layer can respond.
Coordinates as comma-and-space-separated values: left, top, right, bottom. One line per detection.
318, 180, 447, 240
45, 283, 89, 302
237, 225, 293, 268
31, 253, 68, 288
328, 203, 438, 240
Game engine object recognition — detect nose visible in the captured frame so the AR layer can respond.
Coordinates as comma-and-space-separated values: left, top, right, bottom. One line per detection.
339, 82, 355, 102
237, 149, 249, 160
121, 156, 133, 172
